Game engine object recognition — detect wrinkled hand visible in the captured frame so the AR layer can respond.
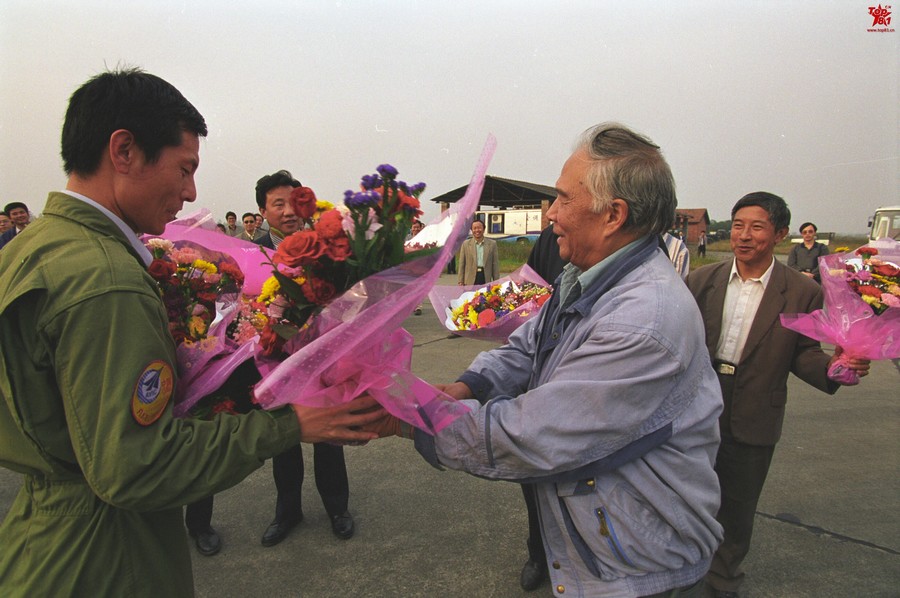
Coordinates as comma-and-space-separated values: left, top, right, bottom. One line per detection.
830, 346, 871, 377
432, 382, 474, 401
292, 395, 389, 444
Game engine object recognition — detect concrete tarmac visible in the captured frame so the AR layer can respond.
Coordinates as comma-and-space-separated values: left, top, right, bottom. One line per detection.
1, 274, 898, 597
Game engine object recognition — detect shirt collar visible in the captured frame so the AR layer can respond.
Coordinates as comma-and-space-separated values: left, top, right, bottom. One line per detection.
60, 190, 153, 267
558, 237, 643, 307
728, 256, 775, 288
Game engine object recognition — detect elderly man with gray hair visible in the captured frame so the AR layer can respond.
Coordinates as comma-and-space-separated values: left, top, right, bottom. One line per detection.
366, 123, 724, 597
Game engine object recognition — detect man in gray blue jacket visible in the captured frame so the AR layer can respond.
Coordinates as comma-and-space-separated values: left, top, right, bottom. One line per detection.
368, 123, 724, 597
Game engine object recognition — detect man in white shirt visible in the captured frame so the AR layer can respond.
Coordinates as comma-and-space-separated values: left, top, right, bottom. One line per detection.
686, 192, 870, 598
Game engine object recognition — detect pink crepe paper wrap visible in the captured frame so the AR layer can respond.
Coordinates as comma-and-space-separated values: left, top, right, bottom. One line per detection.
251, 136, 497, 434
428, 264, 551, 342
780, 239, 900, 385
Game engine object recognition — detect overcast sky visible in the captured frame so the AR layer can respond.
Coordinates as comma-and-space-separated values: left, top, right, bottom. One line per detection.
1, 0, 897, 234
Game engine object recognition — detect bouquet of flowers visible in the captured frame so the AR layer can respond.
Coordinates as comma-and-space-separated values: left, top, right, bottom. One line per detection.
144, 238, 260, 416
251, 138, 497, 434
428, 264, 552, 342
253, 164, 425, 358
780, 239, 900, 384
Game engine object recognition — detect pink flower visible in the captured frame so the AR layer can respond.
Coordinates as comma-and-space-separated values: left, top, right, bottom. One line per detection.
267, 295, 290, 319
882, 293, 900, 308
342, 209, 382, 240
171, 247, 202, 265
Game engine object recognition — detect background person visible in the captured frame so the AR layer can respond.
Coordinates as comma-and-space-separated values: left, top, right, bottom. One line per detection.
0, 212, 11, 234
457, 219, 499, 285
223, 210, 241, 237
0, 202, 31, 249
787, 221, 828, 283
686, 193, 869, 598
240, 211, 263, 242
253, 169, 357, 546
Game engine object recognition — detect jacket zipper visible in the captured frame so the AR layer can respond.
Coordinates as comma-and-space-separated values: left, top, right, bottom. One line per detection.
596, 507, 636, 567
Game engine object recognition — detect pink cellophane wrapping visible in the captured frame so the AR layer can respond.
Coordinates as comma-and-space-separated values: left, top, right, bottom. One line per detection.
780, 239, 900, 385
251, 136, 497, 434
428, 264, 550, 342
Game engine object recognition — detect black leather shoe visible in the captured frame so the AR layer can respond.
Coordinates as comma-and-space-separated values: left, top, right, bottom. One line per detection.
519, 559, 548, 591
261, 515, 301, 547
330, 511, 355, 540
190, 526, 221, 557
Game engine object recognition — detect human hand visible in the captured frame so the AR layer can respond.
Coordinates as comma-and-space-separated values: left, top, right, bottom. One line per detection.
292, 395, 388, 444
802, 271, 815, 278
827, 346, 871, 385
433, 382, 474, 401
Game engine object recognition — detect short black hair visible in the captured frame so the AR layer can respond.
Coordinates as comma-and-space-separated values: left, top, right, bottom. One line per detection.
255, 170, 301, 210
61, 67, 207, 176
3, 202, 28, 214
799, 222, 817, 233
731, 191, 791, 231
241, 212, 256, 221
225, 211, 237, 219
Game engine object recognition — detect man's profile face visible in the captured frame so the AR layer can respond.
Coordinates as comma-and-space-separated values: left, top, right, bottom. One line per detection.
546, 148, 608, 270
260, 185, 299, 235
730, 206, 787, 272
119, 131, 199, 235
8, 207, 29, 228
471, 220, 485, 241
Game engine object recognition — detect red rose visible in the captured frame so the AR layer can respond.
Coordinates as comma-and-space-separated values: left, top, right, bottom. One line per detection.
324, 236, 352, 262
535, 293, 551, 307
301, 277, 336, 305
148, 258, 176, 281
259, 324, 286, 357
873, 264, 900, 277
477, 309, 496, 327
855, 246, 878, 257
212, 399, 238, 415
315, 209, 345, 240
218, 262, 245, 286
858, 285, 883, 299
273, 231, 325, 268
290, 186, 318, 220
396, 191, 422, 217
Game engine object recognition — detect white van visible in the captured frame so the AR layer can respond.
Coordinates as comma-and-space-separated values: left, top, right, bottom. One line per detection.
869, 206, 900, 242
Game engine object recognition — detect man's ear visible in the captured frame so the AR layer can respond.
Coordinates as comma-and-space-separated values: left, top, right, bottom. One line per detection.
109, 129, 137, 174
774, 227, 789, 244
605, 198, 630, 232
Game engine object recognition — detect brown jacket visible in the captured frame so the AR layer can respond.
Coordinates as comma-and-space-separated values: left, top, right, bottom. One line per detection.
686, 259, 837, 446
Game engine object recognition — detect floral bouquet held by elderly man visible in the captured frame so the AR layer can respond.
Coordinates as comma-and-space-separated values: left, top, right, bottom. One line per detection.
781, 239, 900, 384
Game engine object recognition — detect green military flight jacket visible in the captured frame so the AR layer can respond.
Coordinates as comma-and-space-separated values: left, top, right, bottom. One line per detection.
0, 193, 301, 597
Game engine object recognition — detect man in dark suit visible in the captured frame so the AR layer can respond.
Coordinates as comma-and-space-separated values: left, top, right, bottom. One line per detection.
0, 202, 31, 250
686, 192, 870, 598
253, 169, 355, 546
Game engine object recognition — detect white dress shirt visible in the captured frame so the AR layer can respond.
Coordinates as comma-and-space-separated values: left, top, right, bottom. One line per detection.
715, 257, 775, 364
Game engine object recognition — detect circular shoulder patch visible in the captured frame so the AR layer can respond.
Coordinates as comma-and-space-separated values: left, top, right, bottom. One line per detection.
131, 360, 174, 426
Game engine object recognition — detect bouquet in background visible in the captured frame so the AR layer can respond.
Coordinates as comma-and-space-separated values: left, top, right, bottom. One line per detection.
781, 239, 900, 385
429, 264, 552, 342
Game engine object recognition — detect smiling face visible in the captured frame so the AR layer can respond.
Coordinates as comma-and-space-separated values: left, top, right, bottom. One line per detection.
545, 148, 612, 270
7, 207, 29, 228
0, 214, 11, 232
260, 185, 299, 235
471, 220, 485, 241
731, 205, 788, 276
116, 131, 200, 235
242, 215, 257, 234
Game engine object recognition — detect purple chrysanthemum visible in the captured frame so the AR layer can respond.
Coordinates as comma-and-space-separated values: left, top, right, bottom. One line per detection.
344, 190, 381, 209
376, 164, 399, 179
360, 174, 383, 191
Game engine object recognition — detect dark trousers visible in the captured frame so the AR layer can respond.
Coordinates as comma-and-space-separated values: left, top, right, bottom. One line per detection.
521, 483, 546, 563
706, 373, 776, 592
474, 269, 486, 285
185, 495, 214, 533
272, 442, 349, 521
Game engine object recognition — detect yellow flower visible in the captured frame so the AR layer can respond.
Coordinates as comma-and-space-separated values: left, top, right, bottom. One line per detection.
258, 276, 281, 304
192, 259, 218, 274
188, 315, 208, 338
316, 200, 335, 211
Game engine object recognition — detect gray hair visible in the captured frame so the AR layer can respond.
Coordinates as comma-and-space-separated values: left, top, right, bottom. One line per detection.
577, 122, 676, 235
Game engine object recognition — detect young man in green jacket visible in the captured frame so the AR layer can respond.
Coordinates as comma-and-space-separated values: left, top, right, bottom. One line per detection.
0, 68, 384, 598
